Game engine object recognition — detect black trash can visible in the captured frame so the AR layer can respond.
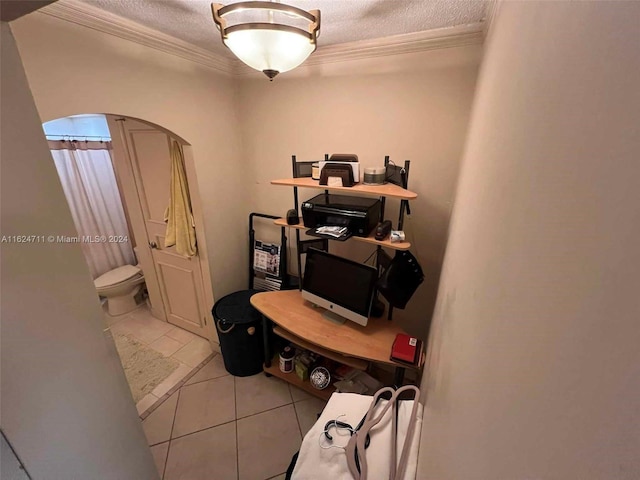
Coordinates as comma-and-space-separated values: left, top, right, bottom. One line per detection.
213, 290, 264, 376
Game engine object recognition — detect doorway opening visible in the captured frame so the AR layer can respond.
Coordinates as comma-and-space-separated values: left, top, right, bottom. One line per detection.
43, 113, 217, 413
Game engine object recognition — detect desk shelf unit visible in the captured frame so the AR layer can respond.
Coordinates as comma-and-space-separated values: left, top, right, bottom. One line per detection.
252, 290, 422, 401
253, 156, 421, 399
274, 155, 416, 320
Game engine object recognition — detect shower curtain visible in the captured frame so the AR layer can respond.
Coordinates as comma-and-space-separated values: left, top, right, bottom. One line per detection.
49, 140, 135, 278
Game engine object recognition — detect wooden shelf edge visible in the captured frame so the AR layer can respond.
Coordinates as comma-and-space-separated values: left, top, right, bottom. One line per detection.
264, 359, 334, 401
273, 326, 369, 371
271, 177, 417, 200
274, 218, 411, 251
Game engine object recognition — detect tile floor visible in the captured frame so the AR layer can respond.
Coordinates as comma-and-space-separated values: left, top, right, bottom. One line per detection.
105, 302, 327, 479
103, 303, 216, 414
143, 356, 327, 480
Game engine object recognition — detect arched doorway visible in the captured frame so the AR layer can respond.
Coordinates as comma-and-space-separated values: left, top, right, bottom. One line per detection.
43, 113, 217, 344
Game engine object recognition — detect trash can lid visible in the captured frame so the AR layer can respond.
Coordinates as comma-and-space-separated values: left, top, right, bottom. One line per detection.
212, 290, 262, 326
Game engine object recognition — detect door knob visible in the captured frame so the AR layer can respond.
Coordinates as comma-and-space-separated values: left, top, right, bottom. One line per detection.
149, 241, 158, 249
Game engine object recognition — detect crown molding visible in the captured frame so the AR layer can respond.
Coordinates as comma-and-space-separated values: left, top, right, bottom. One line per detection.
483, 0, 499, 40
234, 22, 485, 76
312, 23, 484, 65
38, 0, 484, 78
38, 0, 235, 75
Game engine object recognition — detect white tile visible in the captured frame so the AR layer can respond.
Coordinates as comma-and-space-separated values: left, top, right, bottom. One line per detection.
108, 318, 133, 337
125, 308, 173, 344
237, 405, 301, 480
149, 336, 184, 357
184, 355, 228, 385
142, 392, 179, 446
235, 374, 292, 418
164, 422, 237, 480
165, 326, 198, 345
172, 376, 236, 438
103, 311, 127, 327
171, 337, 213, 367
136, 393, 159, 415
151, 364, 193, 398
149, 442, 169, 478
293, 397, 327, 437
289, 384, 314, 402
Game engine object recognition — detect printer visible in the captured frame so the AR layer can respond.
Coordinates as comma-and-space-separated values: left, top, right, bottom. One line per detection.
301, 194, 381, 237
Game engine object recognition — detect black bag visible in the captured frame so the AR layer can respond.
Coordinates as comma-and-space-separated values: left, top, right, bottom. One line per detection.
376, 251, 424, 309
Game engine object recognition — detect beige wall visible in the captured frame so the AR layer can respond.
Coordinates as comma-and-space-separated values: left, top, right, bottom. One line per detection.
11, 12, 480, 339
238, 46, 480, 338
1, 22, 157, 479
10, 12, 248, 299
418, 2, 640, 478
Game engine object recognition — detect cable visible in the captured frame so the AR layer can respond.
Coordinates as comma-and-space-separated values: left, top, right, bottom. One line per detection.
362, 248, 377, 265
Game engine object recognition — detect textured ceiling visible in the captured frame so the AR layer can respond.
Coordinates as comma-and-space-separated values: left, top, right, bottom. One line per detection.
81, 0, 487, 58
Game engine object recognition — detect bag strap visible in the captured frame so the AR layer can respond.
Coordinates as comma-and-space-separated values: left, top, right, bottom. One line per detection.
345, 385, 421, 480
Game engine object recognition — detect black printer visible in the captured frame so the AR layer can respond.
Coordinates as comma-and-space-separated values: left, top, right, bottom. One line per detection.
301, 194, 381, 237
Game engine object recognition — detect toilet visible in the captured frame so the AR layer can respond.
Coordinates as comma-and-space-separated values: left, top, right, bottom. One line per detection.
94, 264, 145, 316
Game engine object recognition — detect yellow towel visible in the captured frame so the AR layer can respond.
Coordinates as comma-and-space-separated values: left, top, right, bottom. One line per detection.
164, 141, 197, 257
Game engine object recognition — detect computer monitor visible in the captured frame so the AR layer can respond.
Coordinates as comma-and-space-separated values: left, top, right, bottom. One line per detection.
301, 248, 378, 327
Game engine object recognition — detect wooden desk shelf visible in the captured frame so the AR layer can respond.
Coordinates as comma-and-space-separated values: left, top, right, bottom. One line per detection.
273, 218, 411, 251
252, 290, 422, 400
271, 177, 417, 200
263, 354, 334, 401
273, 326, 369, 371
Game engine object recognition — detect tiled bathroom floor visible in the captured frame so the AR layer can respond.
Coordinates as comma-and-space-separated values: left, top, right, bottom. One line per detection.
103, 304, 215, 414
143, 358, 327, 480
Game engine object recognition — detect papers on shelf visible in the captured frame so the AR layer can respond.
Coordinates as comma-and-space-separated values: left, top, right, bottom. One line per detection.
314, 226, 349, 238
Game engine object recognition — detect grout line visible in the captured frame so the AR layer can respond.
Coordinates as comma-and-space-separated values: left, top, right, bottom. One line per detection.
235, 398, 293, 421
288, 384, 304, 439
167, 417, 238, 442
161, 387, 182, 480
160, 441, 170, 480
168, 388, 181, 441
168, 402, 294, 443
287, 383, 295, 404
292, 401, 303, 440
181, 371, 228, 388
139, 353, 216, 419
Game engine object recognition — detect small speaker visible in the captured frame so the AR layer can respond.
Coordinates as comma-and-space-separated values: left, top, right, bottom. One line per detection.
286, 209, 299, 225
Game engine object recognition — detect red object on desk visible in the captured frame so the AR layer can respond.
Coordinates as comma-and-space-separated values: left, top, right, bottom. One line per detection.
391, 333, 421, 365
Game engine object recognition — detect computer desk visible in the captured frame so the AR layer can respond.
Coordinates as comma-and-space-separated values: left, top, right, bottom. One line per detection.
250, 290, 423, 399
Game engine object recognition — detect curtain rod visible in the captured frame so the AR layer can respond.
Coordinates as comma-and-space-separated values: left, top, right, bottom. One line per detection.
46, 134, 112, 141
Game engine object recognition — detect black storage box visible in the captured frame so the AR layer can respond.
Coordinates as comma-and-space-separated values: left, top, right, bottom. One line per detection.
213, 290, 264, 376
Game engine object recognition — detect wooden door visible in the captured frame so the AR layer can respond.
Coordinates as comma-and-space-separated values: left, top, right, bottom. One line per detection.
108, 117, 208, 337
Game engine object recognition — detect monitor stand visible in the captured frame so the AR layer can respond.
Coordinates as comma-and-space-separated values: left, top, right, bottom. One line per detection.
322, 310, 347, 325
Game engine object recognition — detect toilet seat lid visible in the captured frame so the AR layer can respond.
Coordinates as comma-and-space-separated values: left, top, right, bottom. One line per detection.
94, 265, 142, 288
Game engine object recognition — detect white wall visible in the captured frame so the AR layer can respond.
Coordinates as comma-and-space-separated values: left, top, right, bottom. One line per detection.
418, 2, 640, 478
10, 12, 248, 299
0, 22, 157, 479
238, 46, 480, 338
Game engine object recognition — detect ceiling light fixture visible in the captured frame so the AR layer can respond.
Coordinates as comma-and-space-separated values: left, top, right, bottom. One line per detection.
211, 1, 321, 80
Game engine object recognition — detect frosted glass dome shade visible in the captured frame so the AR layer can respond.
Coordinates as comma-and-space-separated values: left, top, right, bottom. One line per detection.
212, 2, 320, 79
225, 28, 315, 74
